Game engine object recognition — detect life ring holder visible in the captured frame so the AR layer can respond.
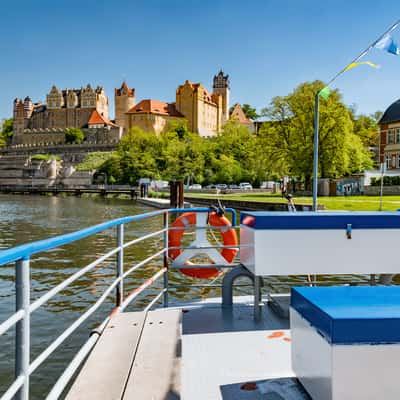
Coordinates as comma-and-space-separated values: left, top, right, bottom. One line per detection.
168, 210, 238, 279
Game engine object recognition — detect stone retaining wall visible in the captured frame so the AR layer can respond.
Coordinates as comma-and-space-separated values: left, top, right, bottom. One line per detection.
364, 185, 400, 195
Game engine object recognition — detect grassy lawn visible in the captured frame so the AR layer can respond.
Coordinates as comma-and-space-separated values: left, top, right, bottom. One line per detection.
184, 192, 400, 211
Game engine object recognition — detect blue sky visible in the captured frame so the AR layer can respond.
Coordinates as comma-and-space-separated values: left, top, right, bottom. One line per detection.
1, 0, 400, 120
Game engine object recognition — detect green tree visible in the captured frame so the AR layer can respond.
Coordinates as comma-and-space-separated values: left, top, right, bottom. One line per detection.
160, 129, 206, 182
0, 118, 13, 147
229, 104, 259, 120
1, 118, 13, 137
98, 154, 123, 183
208, 121, 265, 184
350, 112, 379, 147
116, 127, 160, 184
241, 104, 259, 120
65, 128, 84, 144
260, 81, 373, 186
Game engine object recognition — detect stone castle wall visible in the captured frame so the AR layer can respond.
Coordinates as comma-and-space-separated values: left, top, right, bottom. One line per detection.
13, 127, 121, 147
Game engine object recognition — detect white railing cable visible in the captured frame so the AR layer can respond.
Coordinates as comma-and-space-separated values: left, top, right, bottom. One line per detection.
28, 275, 122, 375
120, 268, 167, 312
45, 317, 110, 400
144, 288, 167, 312
29, 248, 166, 375
122, 248, 166, 280
122, 228, 166, 249
30, 246, 120, 313
0, 309, 24, 336
1, 375, 25, 400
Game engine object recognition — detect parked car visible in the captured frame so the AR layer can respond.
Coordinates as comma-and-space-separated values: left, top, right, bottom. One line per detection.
228, 184, 239, 189
188, 184, 202, 190
239, 182, 253, 190
206, 184, 216, 189
216, 184, 228, 190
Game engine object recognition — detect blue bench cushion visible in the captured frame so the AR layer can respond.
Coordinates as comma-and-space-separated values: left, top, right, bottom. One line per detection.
291, 286, 400, 344
240, 211, 400, 230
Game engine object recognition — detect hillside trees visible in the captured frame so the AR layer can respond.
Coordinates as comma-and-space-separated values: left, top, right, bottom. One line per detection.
260, 81, 373, 187
96, 81, 375, 186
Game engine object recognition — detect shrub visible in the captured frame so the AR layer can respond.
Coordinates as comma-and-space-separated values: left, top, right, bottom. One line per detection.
65, 128, 84, 144
75, 152, 114, 171
31, 154, 61, 161
371, 176, 400, 186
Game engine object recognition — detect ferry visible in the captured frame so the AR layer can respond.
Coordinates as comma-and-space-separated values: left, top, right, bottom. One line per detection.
1, 206, 400, 400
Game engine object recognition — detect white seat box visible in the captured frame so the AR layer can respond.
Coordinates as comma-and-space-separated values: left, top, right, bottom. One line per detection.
240, 211, 400, 276
290, 286, 400, 400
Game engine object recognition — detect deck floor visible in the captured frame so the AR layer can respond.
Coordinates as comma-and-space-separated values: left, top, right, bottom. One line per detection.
178, 296, 296, 399
68, 296, 309, 399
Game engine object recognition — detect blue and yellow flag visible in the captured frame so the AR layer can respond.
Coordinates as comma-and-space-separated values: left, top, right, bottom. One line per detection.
344, 61, 380, 72
375, 34, 400, 56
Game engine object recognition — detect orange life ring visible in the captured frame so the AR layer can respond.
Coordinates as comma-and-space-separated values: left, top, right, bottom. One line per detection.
168, 211, 238, 279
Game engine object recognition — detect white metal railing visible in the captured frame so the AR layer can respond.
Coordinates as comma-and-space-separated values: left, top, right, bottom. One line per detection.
0, 207, 238, 400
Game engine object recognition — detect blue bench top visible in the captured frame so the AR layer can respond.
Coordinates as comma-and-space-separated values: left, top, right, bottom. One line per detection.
291, 286, 400, 344
240, 211, 400, 230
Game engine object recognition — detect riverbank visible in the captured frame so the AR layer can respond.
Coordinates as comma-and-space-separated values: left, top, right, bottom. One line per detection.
184, 193, 400, 211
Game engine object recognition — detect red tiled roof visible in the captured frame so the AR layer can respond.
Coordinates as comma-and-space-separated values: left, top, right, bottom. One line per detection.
126, 99, 184, 117
88, 110, 118, 127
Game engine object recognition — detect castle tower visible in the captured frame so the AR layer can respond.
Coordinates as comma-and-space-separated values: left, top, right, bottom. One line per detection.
23, 96, 33, 119
212, 70, 230, 124
115, 81, 135, 130
12, 99, 26, 144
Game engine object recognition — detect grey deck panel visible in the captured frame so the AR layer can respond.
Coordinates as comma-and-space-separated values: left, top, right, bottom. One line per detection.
122, 308, 181, 400
180, 297, 293, 400
65, 311, 146, 400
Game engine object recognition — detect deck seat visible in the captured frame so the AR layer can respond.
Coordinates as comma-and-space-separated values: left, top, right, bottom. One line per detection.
66, 308, 181, 400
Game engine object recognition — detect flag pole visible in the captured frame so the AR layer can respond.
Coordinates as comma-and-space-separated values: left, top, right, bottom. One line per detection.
312, 93, 319, 211
312, 19, 400, 212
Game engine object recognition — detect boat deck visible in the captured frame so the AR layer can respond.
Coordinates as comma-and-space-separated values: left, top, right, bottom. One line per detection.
67, 295, 310, 399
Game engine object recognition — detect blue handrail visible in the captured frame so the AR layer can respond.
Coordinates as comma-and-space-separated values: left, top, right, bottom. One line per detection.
0, 205, 239, 400
0, 211, 164, 265
0, 207, 237, 266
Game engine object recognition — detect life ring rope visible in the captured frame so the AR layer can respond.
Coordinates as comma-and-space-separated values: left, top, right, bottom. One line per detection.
168, 211, 238, 279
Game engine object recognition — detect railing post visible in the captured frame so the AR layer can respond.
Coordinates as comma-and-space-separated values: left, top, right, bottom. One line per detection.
116, 224, 124, 307
163, 212, 169, 307
15, 257, 30, 400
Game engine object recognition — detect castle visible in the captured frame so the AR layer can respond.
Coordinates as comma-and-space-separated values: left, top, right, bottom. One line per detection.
12, 70, 248, 147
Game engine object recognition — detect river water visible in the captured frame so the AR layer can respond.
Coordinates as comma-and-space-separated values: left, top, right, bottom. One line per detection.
0, 194, 214, 399
0, 194, 374, 398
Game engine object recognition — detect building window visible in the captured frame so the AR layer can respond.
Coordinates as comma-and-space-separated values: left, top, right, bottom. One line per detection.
396, 128, 400, 144
388, 129, 395, 144
385, 154, 391, 169
397, 154, 400, 169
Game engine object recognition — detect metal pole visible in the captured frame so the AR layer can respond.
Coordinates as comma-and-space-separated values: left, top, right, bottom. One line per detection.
312, 93, 320, 211
254, 276, 261, 321
15, 258, 30, 400
379, 162, 385, 211
116, 224, 124, 307
163, 212, 169, 307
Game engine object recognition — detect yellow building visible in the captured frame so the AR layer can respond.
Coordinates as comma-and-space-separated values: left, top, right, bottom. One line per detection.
175, 70, 229, 137
120, 70, 230, 137
126, 99, 184, 134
